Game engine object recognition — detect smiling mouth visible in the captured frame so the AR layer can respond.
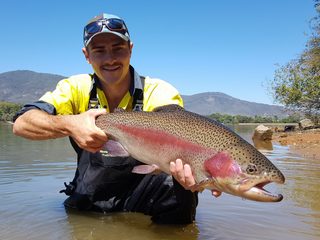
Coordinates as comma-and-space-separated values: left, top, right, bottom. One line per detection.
103, 66, 120, 71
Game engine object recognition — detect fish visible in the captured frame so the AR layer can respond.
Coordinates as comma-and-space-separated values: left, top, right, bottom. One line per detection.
95, 104, 285, 202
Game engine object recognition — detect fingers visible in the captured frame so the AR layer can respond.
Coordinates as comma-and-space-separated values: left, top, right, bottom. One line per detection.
72, 136, 106, 153
87, 145, 105, 154
184, 163, 196, 187
90, 109, 109, 141
69, 109, 109, 152
212, 190, 222, 198
171, 159, 184, 183
170, 159, 197, 191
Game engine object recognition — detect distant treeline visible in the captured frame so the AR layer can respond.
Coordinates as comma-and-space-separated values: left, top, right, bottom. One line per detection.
0, 101, 23, 122
0, 101, 301, 124
206, 113, 302, 124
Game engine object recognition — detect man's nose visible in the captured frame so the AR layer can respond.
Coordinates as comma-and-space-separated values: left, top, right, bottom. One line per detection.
104, 51, 116, 64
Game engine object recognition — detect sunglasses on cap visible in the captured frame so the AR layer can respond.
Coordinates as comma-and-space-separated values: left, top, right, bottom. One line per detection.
84, 18, 130, 45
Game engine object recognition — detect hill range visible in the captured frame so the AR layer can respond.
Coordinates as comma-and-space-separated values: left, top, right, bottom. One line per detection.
0, 70, 287, 118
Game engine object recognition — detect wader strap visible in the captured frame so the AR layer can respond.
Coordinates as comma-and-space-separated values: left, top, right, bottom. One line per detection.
88, 75, 145, 111
133, 76, 145, 111
88, 75, 100, 109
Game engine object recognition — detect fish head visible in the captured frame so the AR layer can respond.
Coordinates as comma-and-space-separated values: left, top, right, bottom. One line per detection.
204, 142, 285, 202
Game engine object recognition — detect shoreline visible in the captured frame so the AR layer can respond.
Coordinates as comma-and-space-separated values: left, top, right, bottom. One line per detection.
2, 121, 317, 159
239, 123, 298, 126
271, 128, 320, 159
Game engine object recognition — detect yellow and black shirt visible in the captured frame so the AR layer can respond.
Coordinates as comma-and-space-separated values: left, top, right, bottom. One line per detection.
38, 67, 183, 114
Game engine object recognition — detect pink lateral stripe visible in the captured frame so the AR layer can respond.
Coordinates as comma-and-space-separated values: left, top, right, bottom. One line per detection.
115, 123, 213, 154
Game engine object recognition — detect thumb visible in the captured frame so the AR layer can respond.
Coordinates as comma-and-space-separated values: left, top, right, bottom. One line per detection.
95, 108, 108, 116
88, 108, 108, 118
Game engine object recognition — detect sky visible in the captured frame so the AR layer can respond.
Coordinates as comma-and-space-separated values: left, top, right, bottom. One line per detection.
0, 0, 317, 105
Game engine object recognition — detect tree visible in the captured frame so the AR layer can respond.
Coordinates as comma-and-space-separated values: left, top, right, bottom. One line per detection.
273, 115, 278, 123
236, 115, 254, 123
288, 113, 302, 123
267, 2, 320, 124
234, 116, 239, 124
0, 101, 23, 122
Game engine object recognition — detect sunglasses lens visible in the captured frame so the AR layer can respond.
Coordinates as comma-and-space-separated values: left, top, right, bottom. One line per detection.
84, 18, 129, 45
86, 21, 103, 35
107, 19, 125, 30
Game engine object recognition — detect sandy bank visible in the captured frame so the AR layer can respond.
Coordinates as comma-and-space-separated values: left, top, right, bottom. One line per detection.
272, 127, 320, 159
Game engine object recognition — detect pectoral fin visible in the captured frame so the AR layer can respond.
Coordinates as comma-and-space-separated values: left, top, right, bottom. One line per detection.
132, 165, 163, 174
188, 179, 222, 197
102, 140, 130, 157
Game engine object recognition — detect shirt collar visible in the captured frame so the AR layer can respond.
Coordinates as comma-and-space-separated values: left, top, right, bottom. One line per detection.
129, 65, 143, 96
90, 65, 142, 96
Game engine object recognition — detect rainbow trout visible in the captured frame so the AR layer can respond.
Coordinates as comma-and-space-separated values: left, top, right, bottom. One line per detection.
96, 104, 285, 202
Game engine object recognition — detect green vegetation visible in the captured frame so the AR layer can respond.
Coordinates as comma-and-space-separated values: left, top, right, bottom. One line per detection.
266, 1, 320, 124
1, 99, 299, 124
206, 113, 301, 124
0, 101, 23, 122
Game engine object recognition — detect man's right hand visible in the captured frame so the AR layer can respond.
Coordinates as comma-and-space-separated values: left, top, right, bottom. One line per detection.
13, 108, 108, 153
69, 109, 108, 153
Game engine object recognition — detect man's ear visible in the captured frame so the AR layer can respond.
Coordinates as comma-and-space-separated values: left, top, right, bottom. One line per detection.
82, 47, 91, 64
130, 42, 133, 55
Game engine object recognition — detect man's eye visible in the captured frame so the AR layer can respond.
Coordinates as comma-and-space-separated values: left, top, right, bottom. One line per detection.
91, 48, 105, 53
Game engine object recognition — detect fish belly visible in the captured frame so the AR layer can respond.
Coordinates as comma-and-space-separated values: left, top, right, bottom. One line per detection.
109, 124, 215, 182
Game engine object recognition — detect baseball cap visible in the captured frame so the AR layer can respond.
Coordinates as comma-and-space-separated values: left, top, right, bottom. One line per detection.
83, 13, 130, 47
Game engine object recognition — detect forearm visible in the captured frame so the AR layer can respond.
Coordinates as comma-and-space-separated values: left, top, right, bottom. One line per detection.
13, 109, 72, 140
13, 108, 109, 153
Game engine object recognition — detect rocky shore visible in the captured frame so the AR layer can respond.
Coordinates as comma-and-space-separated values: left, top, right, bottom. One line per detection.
271, 127, 320, 159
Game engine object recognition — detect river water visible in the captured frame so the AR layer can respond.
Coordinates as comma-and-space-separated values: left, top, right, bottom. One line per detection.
0, 123, 319, 240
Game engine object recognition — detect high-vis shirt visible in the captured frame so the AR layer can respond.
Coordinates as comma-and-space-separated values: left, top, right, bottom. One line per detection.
39, 67, 183, 114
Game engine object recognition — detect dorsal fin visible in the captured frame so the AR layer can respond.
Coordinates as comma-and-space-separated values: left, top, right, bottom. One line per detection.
152, 104, 186, 113
114, 108, 126, 113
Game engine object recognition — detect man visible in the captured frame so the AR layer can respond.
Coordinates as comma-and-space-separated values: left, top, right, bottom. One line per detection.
13, 13, 198, 224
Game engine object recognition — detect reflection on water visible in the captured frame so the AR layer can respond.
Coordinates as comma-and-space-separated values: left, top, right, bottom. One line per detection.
1, 123, 320, 240
252, 139, 274, 150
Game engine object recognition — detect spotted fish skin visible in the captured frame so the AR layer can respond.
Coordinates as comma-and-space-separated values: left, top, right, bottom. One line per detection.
96, 104, 285, 202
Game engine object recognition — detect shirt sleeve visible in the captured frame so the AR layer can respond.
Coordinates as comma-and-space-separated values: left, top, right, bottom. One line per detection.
12, 100, 57, 122
13, 74, 92, 122
143, 77, 183, 112
39, 74, 92, 115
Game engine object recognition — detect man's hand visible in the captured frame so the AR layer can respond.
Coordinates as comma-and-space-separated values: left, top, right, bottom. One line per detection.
69, 109, 108, 153
170, 159, 204, 192
14, 108, 108, 154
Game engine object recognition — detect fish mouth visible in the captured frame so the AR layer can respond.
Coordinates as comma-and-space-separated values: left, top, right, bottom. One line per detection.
236, 180, 284, 202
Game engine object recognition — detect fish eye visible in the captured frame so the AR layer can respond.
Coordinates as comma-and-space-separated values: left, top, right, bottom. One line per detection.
246, 164, 257, 174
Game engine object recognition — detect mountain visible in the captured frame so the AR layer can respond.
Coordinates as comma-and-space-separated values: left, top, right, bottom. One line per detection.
0, 70, 66, 103
1, 70, 286, 117
181, 92, 287, 118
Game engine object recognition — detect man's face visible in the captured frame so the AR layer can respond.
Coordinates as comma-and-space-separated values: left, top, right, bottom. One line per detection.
83, 33, 133, 86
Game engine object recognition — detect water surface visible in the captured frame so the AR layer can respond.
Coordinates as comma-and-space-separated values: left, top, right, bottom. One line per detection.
0, 123, 319, 239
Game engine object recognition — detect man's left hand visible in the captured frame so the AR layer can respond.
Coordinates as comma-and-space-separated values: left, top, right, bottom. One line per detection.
170, 159, 202, 192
